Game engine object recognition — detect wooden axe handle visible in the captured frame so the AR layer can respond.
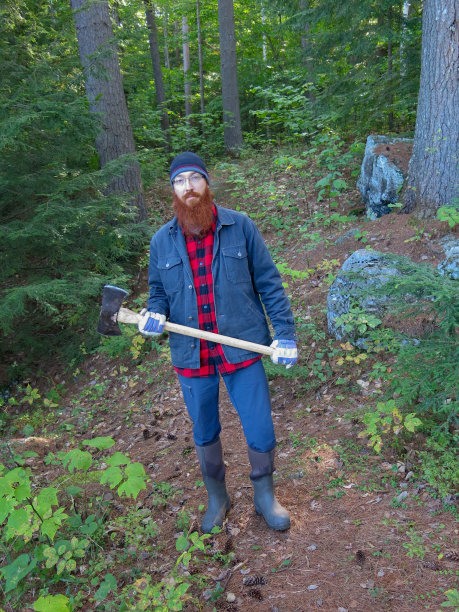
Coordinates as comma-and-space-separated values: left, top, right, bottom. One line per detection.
117, 307, 274, 356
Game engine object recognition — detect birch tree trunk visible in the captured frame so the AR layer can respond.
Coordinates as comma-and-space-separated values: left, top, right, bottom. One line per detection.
403, 0, 458, 217
71, 0, 147, 221
144, 1, 170, 143
217, 0, 243, 152
400, 0, 411, 78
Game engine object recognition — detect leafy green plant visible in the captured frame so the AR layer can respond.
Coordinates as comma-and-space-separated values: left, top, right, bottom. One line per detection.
359, 400, 422, 452
0, 437, 149, 604
403, 528, 427, 560
175, 530, 213, 569
440, 588, 459, 608
118, 574, 191, 611
315, 171, 347, 215
437, 206, 459, 228
334, 306, 382, 341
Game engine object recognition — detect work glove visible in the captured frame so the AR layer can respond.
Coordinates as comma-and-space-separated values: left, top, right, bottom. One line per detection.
138, 309, 166, 337
270, 339, 298, 369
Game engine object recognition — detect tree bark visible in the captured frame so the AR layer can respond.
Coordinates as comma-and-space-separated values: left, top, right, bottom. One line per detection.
217, 0, 243, 152
164, 8, 170, 69
71, 0, 147, 221
182, 15, 192, 119
196, 0, 205, 115
403, 0, 458, 217
144, 1, 170, 143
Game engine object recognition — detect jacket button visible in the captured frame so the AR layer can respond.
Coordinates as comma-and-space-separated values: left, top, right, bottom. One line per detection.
188, 316, 193, 320
190, 344, 195, 349
188, 285, 193, 289
238, 251, 241, 257
166, 263, 170, 268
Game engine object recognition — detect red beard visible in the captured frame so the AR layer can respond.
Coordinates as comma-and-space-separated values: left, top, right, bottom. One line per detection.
173, 185, 215, 237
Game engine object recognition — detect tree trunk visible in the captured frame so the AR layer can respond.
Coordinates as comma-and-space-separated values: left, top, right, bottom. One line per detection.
217, 0, 243, 152
387, 7, 394, 132
144, 1, 170, 144
164, 8, 170, 69
71, 0, 147, 221
261, 1, 267, 62
400, 0, 411, 77
182, 15, 192, 119
403, 0, 458, 217
196, 0, 205, 116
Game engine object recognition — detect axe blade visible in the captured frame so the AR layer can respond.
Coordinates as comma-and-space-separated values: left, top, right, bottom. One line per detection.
97, 285, 129, 336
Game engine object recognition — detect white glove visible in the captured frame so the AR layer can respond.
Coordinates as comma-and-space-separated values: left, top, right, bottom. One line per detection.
138, 309, 166, 337
270, 339, 298, 369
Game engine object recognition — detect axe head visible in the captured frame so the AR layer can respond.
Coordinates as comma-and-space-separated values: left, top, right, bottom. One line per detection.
97, 285, 129, 336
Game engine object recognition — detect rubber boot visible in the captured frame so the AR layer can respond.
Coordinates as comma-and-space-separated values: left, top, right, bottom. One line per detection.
195, 439, 231, 533
248, 447, 290, 531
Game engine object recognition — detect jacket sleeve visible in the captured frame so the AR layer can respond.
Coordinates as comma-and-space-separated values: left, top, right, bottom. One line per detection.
245, 219, 297, 341
147, 234, 170, 317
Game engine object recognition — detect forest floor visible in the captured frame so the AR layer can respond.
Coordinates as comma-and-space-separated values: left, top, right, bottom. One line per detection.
2, 151, 458, 611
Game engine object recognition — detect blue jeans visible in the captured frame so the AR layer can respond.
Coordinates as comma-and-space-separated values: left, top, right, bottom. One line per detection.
178, 360, 276, 452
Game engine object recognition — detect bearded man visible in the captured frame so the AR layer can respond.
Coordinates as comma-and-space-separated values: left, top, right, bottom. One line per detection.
139, 152, 298, 532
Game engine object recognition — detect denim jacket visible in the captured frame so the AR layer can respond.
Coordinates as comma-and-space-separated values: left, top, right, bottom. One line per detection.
147, 205, 296, 369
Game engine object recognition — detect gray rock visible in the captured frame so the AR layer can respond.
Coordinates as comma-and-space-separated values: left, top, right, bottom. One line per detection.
357, 135, 412, 219
335, 228, 361, 246
437, 234, 459, 280
327, 250, 402, 346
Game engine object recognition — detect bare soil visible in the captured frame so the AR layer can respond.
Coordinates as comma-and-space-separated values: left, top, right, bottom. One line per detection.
4, 164, 458, 611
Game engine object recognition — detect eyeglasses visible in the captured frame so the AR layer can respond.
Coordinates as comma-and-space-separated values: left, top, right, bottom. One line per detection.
172, 173, 205, 189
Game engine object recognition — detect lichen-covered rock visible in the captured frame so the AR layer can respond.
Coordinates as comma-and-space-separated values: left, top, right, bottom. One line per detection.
357, 135, 412, 220
327, 250, 402, 346
437, 235, 459, 280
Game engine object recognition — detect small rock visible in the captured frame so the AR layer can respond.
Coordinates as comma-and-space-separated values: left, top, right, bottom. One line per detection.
397, 491, 409, 502
377, 569, 385, 577
226, 593, 236, 603
308, 584, 319, 590
338, 608, 348, 612
307, 544, 317, 551
400, 482, 408, 489
405, 471, 414, 480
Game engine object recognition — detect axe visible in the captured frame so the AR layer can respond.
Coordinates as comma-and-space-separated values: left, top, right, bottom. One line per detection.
97, 285, 275, 357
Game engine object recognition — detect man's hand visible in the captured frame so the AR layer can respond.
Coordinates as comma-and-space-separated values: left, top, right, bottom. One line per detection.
138, 309, 166, 337
270, 339, 298, 369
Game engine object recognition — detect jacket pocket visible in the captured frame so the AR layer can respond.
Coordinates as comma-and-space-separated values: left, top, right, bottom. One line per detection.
222, 245, 251, 284
158, 256, 183, 293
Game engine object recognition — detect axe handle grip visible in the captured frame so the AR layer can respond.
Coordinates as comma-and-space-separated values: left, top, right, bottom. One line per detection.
117, 307, 275, 356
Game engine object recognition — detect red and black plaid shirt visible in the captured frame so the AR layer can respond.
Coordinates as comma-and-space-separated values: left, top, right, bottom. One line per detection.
174, 207, 260, 377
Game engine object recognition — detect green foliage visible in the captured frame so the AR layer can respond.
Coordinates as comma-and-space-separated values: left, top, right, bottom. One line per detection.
175, 530, 213, 569
0, 1, 149, 380
33, 594, 71, 612
0, 437, 149, 606
440, 589, 459, 608
437, 206, 459, 228
119, 574, 191, 611
359, 400, 422, 452
249, 76, 315, 142
335, 307, 382, 341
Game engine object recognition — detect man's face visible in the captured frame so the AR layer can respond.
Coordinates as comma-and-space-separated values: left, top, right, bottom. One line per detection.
172, 171, 207, 206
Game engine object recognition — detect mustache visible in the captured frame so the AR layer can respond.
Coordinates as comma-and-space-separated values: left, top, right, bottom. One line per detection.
184, 191, 200, 198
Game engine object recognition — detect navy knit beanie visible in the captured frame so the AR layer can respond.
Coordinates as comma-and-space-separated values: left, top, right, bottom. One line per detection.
170, 152, 209, 184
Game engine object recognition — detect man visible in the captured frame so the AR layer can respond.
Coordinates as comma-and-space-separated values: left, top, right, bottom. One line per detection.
139, 152, 298, 532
